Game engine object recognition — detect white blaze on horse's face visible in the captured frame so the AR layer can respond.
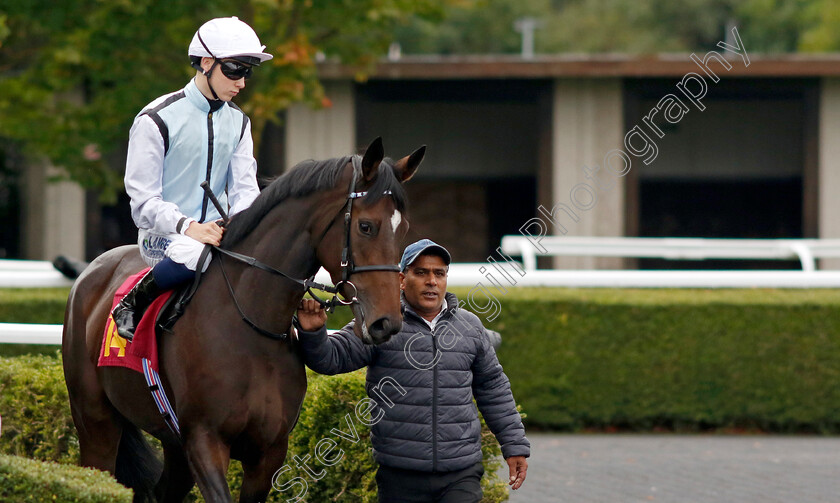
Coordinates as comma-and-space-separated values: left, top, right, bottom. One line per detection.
390, 210, 402, 234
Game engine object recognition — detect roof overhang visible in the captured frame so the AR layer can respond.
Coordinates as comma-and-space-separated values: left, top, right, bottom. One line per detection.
317, 54, 840, 80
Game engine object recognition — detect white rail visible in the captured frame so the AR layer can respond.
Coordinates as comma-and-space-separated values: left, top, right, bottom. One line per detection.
9, 256, 840, 291
5, 255, 840, 346
0, 260, 74, 288
0, 323, 63, 345
500, 236, 840, 273
0, 324, 340, 345
448, 265, 840, 288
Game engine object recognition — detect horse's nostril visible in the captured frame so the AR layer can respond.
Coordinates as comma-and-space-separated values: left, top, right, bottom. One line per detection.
369, 317, 401, 342
370, 318, 389, 336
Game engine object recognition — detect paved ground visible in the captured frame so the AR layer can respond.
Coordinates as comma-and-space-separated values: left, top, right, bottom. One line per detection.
498, 434, 840, 502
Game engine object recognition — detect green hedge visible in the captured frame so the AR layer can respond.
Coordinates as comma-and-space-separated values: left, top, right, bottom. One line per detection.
0, 288, 68, 324
0, 454, 132, 502
462, 288, 840, 432
6, 287, 840, 432
0, 288, 68, 357
0, 355, 509, 502
271, 370, 508, 503
0, 354, 78, 462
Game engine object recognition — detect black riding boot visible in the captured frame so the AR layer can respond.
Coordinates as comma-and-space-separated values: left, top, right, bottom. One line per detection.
112, 270, 164, 341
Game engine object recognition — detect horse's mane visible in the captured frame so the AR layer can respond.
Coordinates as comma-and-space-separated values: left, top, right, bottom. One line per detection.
222, 155, 407, 248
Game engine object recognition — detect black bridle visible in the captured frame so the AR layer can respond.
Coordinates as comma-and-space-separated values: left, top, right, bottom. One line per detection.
209, 155, 401, 340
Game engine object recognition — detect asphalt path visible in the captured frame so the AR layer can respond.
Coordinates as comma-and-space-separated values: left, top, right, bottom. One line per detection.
498, 433, 840, 502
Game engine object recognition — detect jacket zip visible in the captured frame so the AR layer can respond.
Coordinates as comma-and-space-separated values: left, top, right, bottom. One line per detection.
431, 327, 438, 472
199, 110, 215, 222
403, 300, 457, 472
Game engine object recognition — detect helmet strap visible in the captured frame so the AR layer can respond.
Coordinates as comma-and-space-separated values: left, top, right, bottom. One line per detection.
197, 30, 222, 102
203, 61, 222, 101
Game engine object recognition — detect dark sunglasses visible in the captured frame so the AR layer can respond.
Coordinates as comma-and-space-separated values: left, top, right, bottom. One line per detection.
218, 60, 253, 80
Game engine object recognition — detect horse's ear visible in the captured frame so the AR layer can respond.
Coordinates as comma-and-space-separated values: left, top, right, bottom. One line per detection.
393, 145, 425, 183
361, 137, 385, 181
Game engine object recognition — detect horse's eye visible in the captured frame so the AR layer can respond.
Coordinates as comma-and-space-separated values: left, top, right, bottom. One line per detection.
359, 222, 373, 235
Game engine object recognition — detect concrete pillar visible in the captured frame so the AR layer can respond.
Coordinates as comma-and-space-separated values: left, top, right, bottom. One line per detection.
819, 78, 840, 269
22, 161, 85, 261
551, 78, 624, 269
285, 81, 356, 170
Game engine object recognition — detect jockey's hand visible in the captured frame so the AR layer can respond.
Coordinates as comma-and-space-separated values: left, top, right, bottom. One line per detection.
185, 221, 224, 246
297, 298, 327, 332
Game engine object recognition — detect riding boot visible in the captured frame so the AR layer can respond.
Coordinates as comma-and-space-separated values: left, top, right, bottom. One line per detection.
112, 270, 164, 342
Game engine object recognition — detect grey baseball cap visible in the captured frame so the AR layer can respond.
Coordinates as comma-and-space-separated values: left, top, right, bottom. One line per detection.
399, 239, 451, 272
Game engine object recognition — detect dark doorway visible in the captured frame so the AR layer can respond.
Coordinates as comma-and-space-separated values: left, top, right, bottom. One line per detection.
0, 142, 22, 258
624, 78, 815, 270
356, 79, 549, 261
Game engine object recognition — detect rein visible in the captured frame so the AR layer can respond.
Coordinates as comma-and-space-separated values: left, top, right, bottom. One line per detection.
212, 156, 400, 340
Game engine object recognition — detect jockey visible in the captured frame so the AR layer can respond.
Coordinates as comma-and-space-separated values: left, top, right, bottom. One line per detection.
112, 17, 272, 341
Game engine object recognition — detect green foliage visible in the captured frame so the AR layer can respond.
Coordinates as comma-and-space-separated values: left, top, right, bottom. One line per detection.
457, 287, 840, 432
272, 370, 509, 502
395, 0, 838, 55
395, 0, 539, 54
0, 454, 133, 503
0, 288, 68, 324
279, 371, 379, 502
0, 354, 78, 462
8, 287, 840, 432
799, 0, 840, 51
0, 287, 68, 357
6, 285, 840, 495
0, 352, 508, 502
0, 0, 451, 201
4, 0, 840, 203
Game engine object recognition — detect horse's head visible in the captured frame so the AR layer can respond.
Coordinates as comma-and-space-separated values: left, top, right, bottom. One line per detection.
317, 138, 424, 345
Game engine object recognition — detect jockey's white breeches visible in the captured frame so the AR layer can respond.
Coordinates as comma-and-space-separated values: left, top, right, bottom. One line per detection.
138, 229, 211, 271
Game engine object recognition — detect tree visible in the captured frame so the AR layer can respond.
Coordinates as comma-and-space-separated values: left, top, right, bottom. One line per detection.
799, 0, 840, 51
395, 0, 829, 55
0, 0, 449, 202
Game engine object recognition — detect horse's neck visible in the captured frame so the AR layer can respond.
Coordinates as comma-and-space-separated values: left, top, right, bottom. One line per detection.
251, 200, 320, 274
233, 197, 326, 281
220, 193, 343, 333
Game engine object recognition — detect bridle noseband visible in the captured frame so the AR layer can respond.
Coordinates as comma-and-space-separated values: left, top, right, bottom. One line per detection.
213, 155, 400, 340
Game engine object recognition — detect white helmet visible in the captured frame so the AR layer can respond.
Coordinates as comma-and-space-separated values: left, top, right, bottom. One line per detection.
188, 17, 273, 65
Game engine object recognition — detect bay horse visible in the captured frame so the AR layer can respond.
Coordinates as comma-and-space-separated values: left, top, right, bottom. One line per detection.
62, 138, 424, 502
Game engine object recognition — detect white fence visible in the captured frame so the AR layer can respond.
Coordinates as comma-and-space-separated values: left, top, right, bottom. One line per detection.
0, 323, 63, 345
6, 238, 840, 345
499, 235, 840, 273
7, 239, 840, 292
0, 259, 74, 288
0, 324, 343, 346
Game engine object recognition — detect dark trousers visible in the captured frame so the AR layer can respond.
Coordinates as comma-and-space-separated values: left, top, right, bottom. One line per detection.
376, 462, 484, 503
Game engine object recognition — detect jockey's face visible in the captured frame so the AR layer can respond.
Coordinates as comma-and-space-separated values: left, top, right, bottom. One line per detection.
197, 57, 248, 102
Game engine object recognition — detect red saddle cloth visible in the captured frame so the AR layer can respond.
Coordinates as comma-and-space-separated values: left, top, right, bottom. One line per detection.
98, 268, 174, 373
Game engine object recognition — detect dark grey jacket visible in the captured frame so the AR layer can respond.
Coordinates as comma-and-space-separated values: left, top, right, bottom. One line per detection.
298, 292, 530, 472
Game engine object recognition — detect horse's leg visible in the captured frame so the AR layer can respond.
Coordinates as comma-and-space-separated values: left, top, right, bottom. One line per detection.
71, 396, 123, 472
184, 429, 233, 502
64, 298, 123, 472
238, 442, 290, 503
156, 444, 195, 503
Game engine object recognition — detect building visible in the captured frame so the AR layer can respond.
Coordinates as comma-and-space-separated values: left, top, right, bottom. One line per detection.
9, 53, 840, 269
